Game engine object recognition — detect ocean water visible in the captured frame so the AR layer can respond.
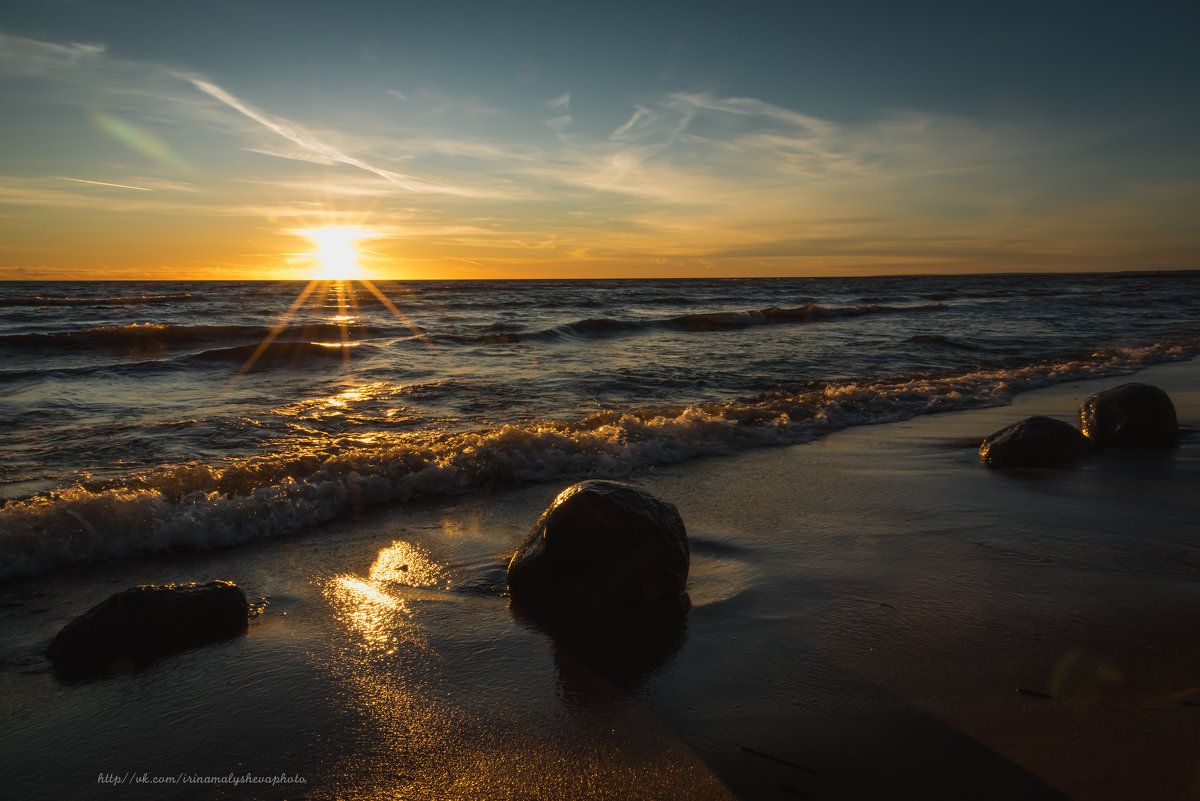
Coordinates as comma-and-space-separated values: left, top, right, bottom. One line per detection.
1, 273, 1198, 581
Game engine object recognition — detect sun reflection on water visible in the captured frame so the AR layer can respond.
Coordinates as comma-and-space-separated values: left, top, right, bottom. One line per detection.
328, 576, 405, 645
324, 540, 449, 653
367, 540, 446, 587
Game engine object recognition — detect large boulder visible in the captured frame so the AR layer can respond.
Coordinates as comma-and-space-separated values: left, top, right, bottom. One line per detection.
979, 415, 1092, 468
47, 580, 249, 680
507, 480, 689, 615
1079, 383, 1178, 448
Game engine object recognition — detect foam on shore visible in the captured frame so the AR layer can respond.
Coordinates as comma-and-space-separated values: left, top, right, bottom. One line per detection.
2, 343, 1195, 582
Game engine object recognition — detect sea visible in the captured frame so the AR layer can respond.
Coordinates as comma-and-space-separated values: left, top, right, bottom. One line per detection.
2, 272, 1198, 582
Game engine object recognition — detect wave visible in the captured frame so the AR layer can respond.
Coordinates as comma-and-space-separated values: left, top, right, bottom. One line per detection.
640, 295, 703, 306
905, 334, 984, 351
187, 340, 364, 365
920, 286, 1123, 301
954, 285, 1176, 301
0, 292, 197, 309
2, 335, 1195, 582
0, 323, 255, 350
1085, 296, 1178, 309
1, 302, 947, 356
0, 322, 381, 351
668, 303, 942, 330
463, 303, 944, 344
964, 288, 1082, 299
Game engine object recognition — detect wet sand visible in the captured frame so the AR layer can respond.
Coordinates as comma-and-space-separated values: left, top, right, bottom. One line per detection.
1, 359, 1198, 799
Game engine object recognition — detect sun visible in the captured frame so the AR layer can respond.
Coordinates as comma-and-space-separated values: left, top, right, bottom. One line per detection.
299, 228, 372, 280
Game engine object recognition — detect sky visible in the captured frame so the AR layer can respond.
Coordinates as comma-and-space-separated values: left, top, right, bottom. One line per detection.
1, 0, 1198, 280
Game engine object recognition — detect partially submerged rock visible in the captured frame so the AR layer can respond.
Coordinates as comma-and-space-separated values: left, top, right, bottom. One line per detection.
979, 415, 1091, 468
1079, 383, 1179, 448
508, 480, 690, 686
507, 480, 690, 615
47, 580, 249, 680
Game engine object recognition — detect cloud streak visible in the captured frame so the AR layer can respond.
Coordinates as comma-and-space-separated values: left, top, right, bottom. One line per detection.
0, 32, 105, 73
183, 75, 512, 198
58, 177, 152, 191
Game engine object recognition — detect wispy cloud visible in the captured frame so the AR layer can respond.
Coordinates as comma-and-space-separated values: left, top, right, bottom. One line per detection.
183, 75, 508, 198
544, 115, 572, 137
0, 32, 105, 74
610, 106, 651, 139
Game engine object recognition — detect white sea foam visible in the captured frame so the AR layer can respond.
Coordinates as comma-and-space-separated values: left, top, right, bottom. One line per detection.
1, 336, 1194, 582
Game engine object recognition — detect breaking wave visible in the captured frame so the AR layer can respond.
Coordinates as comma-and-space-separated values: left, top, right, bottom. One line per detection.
0, 322, 379, 351
1, 335, 1194, 582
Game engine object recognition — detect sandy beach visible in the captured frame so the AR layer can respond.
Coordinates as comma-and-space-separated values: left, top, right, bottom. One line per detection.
2, 357, 1198, 800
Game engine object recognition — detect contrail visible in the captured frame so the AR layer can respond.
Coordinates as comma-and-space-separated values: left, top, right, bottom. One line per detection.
58, 176, 152, 191
185, 76, 461, 195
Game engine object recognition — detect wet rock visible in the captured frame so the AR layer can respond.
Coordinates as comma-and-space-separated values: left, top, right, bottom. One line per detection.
1079, 383, 1178, 448
507, 480, 689, 614
47, 580, 249, 680
979, 415, 1091, 468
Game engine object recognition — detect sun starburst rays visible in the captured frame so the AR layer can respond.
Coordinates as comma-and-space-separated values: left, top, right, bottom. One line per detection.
215, 219, 440, 398
299, 227, 373, 281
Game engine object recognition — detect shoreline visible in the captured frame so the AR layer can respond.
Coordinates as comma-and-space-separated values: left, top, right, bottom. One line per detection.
637, 357, 1200, 799
1, 358, 1197, 799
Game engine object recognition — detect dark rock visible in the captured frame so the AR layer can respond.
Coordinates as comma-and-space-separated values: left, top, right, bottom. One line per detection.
507, 480, 689, 614
1079, 383, 1179, 448
979, 415, 1091, 468
47, 580, 248, 680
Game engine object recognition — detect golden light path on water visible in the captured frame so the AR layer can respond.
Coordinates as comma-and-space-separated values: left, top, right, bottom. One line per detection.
229, 226, 433, 381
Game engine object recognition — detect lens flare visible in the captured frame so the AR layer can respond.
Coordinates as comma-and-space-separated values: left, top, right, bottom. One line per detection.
90, 111, 193, 175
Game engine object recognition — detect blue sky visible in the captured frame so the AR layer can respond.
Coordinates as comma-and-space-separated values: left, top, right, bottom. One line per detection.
2, 0, 1198, 278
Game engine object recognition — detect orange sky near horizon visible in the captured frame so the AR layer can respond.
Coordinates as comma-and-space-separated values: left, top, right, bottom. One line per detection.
4, 193, 1193, 282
